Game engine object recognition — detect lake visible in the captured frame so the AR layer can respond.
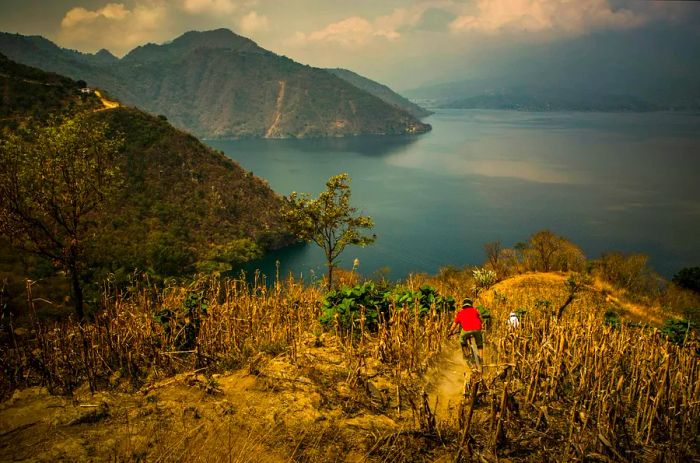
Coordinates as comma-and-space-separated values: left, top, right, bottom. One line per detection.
207, 109, 700, 281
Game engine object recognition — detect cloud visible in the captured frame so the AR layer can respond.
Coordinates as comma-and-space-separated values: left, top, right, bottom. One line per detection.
61, 3, 129, 28
289, 6, 431, 49
292, 16, 396, 48
409, 7, 457, 32
238, 11, 269, 34
59, 2, 169, 54
182, 0, 238, 15
449, 0, 647, 36
56, 0, 264, 55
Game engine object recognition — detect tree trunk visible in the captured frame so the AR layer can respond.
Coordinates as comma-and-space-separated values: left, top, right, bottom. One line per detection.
327, 261, 334, 292
68, 255, 84, 320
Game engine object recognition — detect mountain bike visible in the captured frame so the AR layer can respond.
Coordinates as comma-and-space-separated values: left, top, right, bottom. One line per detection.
461, 335, 483, 373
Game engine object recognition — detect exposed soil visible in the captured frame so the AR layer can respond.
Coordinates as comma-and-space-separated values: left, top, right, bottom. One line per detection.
0, 334, 409, 462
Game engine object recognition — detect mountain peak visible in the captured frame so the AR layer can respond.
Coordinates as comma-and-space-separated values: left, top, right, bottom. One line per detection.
173, 28, 255, 46
96, 48, 116, 59
123, 28, 262, 63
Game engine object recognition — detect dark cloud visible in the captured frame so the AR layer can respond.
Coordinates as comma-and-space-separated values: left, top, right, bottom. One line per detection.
405, 7, 456, 32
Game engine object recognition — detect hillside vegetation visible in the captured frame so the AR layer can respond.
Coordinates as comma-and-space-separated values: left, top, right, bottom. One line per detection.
1, 227, 698, 461
0, 56, 290, 318
1, 268, 697, 461
327, 68, 433, 118
0, 30, 431, 139
0, 53, 102, 130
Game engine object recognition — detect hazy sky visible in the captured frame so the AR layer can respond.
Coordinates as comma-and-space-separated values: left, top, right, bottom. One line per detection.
1, 0, 699, 89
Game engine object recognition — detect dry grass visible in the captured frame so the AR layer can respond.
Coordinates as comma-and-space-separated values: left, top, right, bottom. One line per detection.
2, 274, 322, 396
1, 270, 698, 462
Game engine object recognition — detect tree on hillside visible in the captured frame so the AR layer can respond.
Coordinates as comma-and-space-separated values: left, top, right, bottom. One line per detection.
0, 115, 123, 319
282, 173, 375, 290
524, 230, 586, 273
529, 230, 561, 272
595, 252, 655, 294
484, 240, 504, 276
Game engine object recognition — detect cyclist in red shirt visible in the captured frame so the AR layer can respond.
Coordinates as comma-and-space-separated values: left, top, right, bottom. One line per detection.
449, 298, 484, 368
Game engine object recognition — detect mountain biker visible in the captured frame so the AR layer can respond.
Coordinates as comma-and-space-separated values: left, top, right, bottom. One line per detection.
449, 298, 484, 367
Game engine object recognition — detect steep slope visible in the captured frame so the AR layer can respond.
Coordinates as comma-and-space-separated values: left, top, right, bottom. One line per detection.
91, 107, 290, 276
0, 53, 102, 130
0, 30, 431, 139
0, 33, 124, 94
327, 68, 432, 118
0, 56, 289, 314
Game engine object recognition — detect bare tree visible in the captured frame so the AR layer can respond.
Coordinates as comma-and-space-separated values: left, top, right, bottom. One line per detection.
484, 240, 503, 273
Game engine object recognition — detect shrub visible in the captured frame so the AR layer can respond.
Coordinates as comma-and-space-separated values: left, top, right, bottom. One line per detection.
660, 318, 691, 345
604, 309, 621, 328
320, 282, 455, 335
472, 267, 498, 292
672, 267, 700, 293
594, 252, 656, 296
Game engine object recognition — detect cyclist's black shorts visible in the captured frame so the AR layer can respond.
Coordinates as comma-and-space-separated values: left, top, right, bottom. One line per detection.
460, 330, 483, 349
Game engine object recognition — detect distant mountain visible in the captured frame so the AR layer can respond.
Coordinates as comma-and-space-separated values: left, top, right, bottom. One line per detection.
0, 29, 431, 139
407, 80, 679, 112
406, 27, 700, 112
326, 68, 432, 118
438, 88, 664, 112
0, 55, 290, 314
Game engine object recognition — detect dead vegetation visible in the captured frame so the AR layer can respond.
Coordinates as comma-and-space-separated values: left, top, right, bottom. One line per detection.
1, 270, 698, 462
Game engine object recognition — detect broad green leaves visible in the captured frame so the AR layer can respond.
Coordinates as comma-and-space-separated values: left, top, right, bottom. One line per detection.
320, 282, 456, 336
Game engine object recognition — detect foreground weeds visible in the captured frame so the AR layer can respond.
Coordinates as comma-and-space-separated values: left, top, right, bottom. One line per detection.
2, 274, 321, 395
1, 272, 698, 462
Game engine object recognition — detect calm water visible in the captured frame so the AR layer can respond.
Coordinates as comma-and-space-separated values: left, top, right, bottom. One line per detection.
207, 110, 700, 281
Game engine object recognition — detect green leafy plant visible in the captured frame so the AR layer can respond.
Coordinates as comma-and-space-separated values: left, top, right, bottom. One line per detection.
320, 282, 455, 335
604, 309, 621, 329
660, 318, 691, 345
155, 291, 208, 350
472, 267, 498, 292
476, 305, 492, 327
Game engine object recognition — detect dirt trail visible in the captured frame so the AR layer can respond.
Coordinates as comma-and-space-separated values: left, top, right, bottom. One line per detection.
424, 342, 470, 420
265, 80, 286, 138
94, 90, 119, 110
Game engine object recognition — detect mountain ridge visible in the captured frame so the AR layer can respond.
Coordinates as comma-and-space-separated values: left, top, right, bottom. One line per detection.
326, 68, 432, 119
0, 29, 431, 139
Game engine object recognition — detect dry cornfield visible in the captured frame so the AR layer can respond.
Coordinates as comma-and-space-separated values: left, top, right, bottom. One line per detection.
1, 271, 698, 462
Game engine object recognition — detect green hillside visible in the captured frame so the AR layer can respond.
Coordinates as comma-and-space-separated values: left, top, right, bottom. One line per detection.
0, 30, 431, 139
0, 56, 290, 316
0, 53, 102, 130
327, 67, 433, 118
90, 107, 290, 275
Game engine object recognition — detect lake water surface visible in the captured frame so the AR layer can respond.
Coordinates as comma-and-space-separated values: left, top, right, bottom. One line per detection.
207, 110, 700, 281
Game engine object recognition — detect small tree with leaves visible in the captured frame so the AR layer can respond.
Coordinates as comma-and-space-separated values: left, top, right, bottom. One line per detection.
0, 114, 123, 319
283, 173, 375, 290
